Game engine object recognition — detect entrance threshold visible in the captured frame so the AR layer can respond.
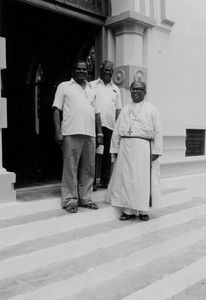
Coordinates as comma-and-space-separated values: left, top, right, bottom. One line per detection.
16, 181, 106, 203
16, 183, 61, 202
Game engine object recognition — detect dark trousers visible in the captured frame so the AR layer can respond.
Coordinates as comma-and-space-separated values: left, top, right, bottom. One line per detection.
101, 127, 113, 185
94, 126, 113, 187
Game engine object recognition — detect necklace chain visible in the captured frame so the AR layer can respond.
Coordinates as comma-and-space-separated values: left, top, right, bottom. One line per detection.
128, 102, 144, 135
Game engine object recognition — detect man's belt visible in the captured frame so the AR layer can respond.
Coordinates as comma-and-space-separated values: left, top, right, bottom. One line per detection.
121, 136, 153, 142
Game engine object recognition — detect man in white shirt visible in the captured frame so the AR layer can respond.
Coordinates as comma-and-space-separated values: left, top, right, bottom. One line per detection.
52, 60, 103, 213
91, 61, 122, 189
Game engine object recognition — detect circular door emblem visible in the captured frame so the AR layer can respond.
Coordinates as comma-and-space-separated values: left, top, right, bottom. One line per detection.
134, 70, 145, 82
113, 69, 125, 85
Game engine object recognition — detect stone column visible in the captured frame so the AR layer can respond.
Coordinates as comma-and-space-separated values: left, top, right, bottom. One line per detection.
105, 9, 156, 105
0, 37, 16, 202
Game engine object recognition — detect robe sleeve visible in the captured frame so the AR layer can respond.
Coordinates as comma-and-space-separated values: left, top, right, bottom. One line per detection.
110, 109, 122, 153
152, 107, 163, 155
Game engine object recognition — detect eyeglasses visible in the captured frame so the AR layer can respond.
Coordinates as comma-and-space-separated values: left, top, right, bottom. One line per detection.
131, 88, 145, 92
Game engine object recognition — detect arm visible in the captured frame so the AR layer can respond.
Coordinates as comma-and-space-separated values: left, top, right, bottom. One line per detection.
52, 82, 64, 147
95, 112, 103, 145
115, 108, 121, 120
115, 87, 122, 121
152, 107, 163, 161
110, 110, 122, 154
53, 107, 63, 147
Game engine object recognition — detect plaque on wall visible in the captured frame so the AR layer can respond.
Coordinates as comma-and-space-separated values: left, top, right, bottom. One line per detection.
113, 66, 147, 88
113, 69, 125, 85
134, 70, 145, 82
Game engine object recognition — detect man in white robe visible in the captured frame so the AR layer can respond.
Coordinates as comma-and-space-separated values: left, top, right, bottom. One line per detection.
107, 81, 162, 221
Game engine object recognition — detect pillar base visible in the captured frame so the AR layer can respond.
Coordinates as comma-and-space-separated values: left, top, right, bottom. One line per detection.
0, 171, 16, 202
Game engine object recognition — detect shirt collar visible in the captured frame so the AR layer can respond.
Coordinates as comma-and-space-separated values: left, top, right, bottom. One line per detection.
97, 78, 114, 87
71, 78, 92, 88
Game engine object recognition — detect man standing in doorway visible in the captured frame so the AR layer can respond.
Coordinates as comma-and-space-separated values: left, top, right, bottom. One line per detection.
52, 60, 103, 213
91, 61, 122, 189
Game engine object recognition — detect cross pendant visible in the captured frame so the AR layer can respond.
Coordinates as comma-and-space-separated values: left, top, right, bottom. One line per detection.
128, 128, 132, 135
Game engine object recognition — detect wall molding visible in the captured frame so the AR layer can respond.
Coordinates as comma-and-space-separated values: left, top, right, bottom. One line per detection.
105, 10, 156, 28
140, 0, 145, 15
150, 0, 155, 18
159, 0, 175, 30
17, 0, 105, 25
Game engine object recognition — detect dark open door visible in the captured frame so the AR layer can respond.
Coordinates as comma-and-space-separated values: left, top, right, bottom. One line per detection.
1, 0, 100, 187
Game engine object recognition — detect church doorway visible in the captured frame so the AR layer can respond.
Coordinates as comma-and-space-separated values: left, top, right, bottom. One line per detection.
1, 0, 101, 188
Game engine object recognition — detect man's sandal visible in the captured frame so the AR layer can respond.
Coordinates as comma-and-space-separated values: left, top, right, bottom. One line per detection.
139, 214, 149, 221
79, 202, 99, 210
65, 203, 78, 213
119, 213, 137, 221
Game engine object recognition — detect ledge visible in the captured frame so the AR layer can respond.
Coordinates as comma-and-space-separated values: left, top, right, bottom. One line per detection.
160, 157, 206, 180
160, 156, 206, 166
105, 10, 156, 28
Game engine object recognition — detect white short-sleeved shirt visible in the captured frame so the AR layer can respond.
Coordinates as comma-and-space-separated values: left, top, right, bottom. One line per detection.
52, 79, 99, 137
91, 79, 122, 130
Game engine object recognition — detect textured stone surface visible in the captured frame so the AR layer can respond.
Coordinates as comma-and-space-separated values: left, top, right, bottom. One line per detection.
0, 194, 206, 299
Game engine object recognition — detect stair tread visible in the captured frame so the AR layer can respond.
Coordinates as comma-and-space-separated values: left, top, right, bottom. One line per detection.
0, 200, 206, 290
0, 196, 201, 230
67, 238, 206, 300
2, 223, 206, 300
0, 197, 204, 255
0, 192, 204, 300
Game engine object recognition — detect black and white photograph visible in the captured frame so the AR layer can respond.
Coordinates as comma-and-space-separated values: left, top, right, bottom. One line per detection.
0, 0, 206, 299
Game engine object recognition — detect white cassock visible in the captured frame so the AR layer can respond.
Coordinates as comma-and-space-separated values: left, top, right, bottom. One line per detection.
106, 100, 162, 211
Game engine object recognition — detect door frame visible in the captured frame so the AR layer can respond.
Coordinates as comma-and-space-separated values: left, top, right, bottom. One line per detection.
2, 0, 109, 190
15, 0, 106, 26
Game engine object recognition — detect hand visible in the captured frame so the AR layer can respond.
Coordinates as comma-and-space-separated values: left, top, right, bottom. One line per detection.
55, 132, 63, 148
152, 154, 159, 161
111, 153, 118, 163
97, 135, 103, 145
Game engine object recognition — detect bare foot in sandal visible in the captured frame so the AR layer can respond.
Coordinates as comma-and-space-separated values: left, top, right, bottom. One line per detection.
119, 213, 136, 221
79, 201, 99, 210
65, 203, 78, 213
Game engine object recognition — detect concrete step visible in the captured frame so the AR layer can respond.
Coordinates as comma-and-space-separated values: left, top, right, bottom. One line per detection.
122, 256, 206, 300
1, 206, 206, 299
0, 187, 190, 221
68, 231, 206, 300
0, 199, 206, 299
0, 187, 203, 300
0, 198, 205, 282
0, 189, 106, 221
0, 203, 119, 248
14, 225, 205, 300
0, 188, 191, 248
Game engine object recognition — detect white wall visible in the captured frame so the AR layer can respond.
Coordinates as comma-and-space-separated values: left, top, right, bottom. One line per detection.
111, 0, 136, 15
147, 0, 206, 134
111, 0, 153, 17
109, 0, 206, 193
